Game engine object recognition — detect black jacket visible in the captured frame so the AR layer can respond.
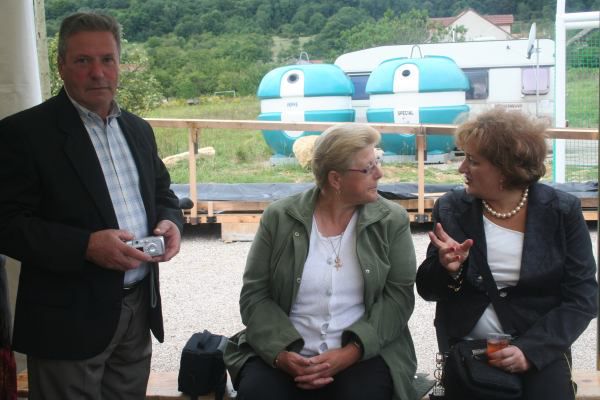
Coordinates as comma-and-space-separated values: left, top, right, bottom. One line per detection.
416, 183, 597, 370
0, 89, 183, 360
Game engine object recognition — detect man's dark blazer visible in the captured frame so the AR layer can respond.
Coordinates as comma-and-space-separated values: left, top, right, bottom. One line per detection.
417, 183, 597, 371
0, 89, 183, 360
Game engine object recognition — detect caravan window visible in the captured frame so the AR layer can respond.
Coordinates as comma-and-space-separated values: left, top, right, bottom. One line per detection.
521, 67, 550, 95
349, 74, 370, 100
463, 69, 489, 100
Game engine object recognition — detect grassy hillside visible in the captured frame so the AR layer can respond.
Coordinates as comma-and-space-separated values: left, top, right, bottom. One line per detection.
272, 36, 314, 62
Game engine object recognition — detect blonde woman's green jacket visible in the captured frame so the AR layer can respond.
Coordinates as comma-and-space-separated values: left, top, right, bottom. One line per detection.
224, 186, 418, 400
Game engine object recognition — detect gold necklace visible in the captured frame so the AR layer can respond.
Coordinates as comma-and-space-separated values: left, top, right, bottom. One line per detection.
482, 188, 529, 219
327, 232, 344, 270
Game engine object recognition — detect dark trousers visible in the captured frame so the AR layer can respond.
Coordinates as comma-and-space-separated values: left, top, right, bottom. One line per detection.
27, 280, 152, 400
521, 353, 576, 400
236, 355, 394, 400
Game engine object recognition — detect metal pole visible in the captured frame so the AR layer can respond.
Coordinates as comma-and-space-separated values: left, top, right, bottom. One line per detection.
535, 38, 540, 117
554, 0, 567, 183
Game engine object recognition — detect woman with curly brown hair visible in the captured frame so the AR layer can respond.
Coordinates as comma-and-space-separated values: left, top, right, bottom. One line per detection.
417, 108, 597, 399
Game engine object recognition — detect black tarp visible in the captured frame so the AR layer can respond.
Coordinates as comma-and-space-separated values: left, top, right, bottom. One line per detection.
170, 181, 598, 203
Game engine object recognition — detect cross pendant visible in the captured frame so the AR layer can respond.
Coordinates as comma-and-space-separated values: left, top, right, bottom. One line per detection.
334, 257, 342, 270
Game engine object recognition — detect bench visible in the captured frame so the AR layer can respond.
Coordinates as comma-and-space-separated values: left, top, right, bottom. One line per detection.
17, 369, 600, 399
17, 371, 235, 400
17, 370, 433, 399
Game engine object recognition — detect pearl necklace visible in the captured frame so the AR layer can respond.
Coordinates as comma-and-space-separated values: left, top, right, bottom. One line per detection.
482, 188, 529, 219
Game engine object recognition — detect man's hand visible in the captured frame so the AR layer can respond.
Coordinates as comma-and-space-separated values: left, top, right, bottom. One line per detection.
151, 220, 181, 262
86, 229, 151, 271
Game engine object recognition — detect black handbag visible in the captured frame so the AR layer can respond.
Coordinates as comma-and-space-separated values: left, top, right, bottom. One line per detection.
178, 330, 228, 400
442, 339, 522, 400
439, 247, 524, 400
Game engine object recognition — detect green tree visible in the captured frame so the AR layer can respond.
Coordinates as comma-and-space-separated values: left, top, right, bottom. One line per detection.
304, 6, 372, 60
338, 9, 430, 54
118, 44, 163, 115
146, 32, 273, 98
47, 35, 63, 96
199, 10, 226, 35
174, 15, 204, 37
255, 4, 274, 32
516, 2, 531, 21
308, 13, 327, 34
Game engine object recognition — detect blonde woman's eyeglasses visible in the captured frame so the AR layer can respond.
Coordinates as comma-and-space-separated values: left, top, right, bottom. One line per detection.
346, 156, 383, 175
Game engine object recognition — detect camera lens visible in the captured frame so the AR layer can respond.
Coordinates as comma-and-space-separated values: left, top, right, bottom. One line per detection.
147, 244, 157, 255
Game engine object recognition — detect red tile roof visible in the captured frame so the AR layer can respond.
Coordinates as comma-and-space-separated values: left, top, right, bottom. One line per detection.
430, 9, 514, 28
485, 14, 514, 25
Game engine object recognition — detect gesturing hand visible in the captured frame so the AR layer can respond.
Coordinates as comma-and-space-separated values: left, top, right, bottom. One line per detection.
428, 222, 473, 273
86, 229, 152, 271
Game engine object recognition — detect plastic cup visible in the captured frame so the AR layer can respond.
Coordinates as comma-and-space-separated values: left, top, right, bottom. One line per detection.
486, 333, 511, 356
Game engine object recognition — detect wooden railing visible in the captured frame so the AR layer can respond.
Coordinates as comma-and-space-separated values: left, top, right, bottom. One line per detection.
145, 118, 598, 223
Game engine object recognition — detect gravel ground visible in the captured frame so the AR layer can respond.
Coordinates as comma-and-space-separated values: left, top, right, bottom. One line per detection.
151, 222, 599, 376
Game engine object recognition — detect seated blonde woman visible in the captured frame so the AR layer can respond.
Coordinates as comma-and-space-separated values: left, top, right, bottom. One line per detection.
224, 124, 418, 400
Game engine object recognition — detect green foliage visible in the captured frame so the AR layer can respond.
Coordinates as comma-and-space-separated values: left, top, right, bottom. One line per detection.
566, 68, 599, 129
429, 22, 467, 43
47, 35, 62, 96
338, 9, 430, 54
44, 0, 599, 100
45, 0, 600, 39
146, 33, 275, 98
273, 36, 313, 63
567, 30, 600, 68
303, 7, 374, 60
117, 44, 163, 115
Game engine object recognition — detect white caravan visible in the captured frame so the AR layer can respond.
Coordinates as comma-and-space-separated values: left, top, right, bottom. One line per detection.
334, 39, 556, 123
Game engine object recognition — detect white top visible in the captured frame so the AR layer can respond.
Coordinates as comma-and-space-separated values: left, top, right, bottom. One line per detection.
289, 211, 365, 356
466, 216, 523, 339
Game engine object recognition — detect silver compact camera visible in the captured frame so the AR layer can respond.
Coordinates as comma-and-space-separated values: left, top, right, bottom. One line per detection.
126, 236, 165, 257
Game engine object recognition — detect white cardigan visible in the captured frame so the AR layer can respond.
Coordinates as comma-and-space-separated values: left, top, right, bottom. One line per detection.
289, 212, 365, 356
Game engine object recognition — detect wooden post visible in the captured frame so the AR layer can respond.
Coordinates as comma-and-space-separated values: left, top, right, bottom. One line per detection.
415, 126, 428, 223
188, 128, 199, 223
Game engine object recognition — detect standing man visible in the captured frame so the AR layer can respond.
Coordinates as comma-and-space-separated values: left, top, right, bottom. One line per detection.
0, 12, 183, 399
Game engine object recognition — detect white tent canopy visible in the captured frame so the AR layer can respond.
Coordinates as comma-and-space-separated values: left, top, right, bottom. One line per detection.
0, 0, 42, 119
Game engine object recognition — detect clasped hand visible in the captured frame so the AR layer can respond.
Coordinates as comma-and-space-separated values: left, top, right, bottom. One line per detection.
276, 344, 361, 390
428, 223, 473, 273
85, 220, 181, 271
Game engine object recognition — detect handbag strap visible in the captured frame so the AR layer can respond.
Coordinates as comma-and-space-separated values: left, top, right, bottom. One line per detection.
472, 246, 517, 335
